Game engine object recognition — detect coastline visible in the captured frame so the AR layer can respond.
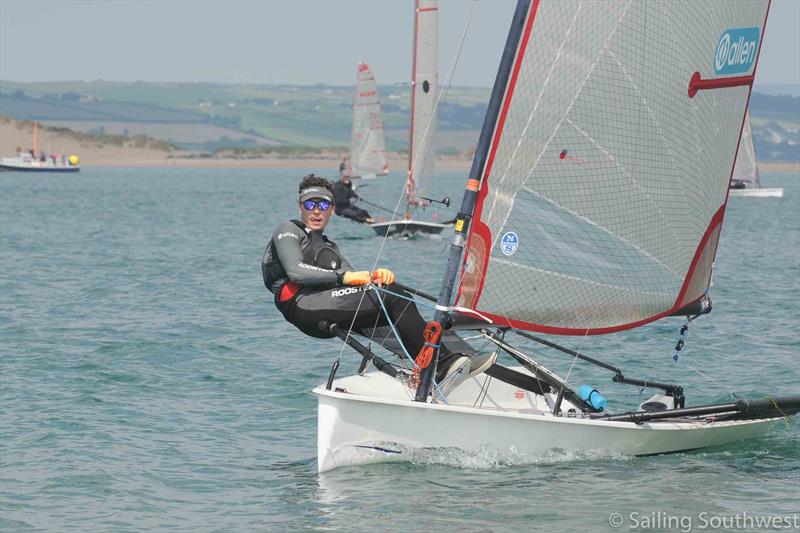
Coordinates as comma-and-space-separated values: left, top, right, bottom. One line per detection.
149, 153, 475, 171
757, 162, 800, 173
13, 153, 800, 175
130, 155, 800, 174
2, 117, 797, 173
1, 118, 475, 171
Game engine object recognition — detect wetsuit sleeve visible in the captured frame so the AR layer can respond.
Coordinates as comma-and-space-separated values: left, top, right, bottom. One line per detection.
272, 222, 343, 287
348, 183, 360, 200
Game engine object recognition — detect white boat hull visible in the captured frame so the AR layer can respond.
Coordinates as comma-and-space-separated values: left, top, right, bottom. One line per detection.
728, 187, 784, 197
351, 172, 386, 180
0, 157, 79, 172
314, 370, 778, 472
369, 219, 450, 237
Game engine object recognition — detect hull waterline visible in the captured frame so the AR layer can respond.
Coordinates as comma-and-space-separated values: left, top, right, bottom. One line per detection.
728, 187, 784, 197
0, 163, 80, 172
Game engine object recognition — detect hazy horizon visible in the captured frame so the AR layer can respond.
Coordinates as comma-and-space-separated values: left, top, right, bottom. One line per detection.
1, 1, 798, 88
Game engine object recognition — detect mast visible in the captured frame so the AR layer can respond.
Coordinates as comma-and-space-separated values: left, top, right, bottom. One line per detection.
33, 122, 38, 155
415, 0, 533, 401
406, 0, 420, 218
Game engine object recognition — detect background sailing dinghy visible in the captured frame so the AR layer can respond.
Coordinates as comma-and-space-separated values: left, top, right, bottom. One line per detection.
370, 0, 450, 238
315, 0, 799, 473
729, 110, 784, 197
349, 62, 389, 180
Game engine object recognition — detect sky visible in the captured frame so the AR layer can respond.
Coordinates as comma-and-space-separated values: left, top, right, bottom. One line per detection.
1, 0, 798, 88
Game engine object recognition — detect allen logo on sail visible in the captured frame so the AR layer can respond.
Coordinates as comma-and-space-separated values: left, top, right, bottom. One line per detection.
714, 27, 759, 75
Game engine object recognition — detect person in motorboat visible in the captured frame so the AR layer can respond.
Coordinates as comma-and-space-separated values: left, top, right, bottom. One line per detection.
332, 173, 374, 224
262, 174, 467, 382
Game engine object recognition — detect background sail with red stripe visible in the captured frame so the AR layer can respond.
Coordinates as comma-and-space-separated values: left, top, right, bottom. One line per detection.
350, 62, 388, 177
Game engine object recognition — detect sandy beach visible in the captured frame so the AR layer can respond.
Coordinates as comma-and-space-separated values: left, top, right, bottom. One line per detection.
2, 117, 797, 174
758, 162, 800, 173
1, 118, 474, 171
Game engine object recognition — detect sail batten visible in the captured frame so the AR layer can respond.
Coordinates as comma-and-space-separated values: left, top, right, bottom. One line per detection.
456, 0, 769, 334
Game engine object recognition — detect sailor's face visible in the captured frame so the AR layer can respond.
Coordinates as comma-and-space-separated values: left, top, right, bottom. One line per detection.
300, 198, 333, 231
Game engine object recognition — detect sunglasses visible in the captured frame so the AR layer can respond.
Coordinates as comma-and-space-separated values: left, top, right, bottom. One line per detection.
302, 199, 332, 212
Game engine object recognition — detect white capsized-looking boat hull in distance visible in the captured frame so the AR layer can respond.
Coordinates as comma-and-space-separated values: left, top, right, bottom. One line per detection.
369, 219, 450, 237
0, 157, 80, 172
728, 187, 784, 198
314, 368, 778, 473
351, 172, 387, 180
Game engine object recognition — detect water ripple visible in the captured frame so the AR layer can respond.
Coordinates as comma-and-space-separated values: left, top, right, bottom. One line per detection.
1, 168, 797, 531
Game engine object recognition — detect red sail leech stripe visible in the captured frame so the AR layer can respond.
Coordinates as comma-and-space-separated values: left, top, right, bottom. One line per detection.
673, 205, 725, 308
467, 296, 709, 337
688, 71, 754, 98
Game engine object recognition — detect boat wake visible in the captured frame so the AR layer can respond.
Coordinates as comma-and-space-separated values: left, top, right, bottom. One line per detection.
320, 442, 630, 472
404, 444, 630, 469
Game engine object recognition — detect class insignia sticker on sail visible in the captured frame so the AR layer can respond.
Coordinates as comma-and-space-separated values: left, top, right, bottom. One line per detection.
500, 231, 519, 256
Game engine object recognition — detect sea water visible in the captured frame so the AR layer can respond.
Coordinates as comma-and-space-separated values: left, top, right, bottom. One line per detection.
1, 168, 798, 532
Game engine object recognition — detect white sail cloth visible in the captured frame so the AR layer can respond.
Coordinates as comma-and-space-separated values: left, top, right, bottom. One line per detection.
458, 0, 769, 333
408, 0, 438, 204
351, 62, 388, 177
732, 110, 760, 186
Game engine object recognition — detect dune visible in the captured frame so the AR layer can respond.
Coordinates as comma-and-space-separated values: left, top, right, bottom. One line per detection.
10, 117, 789, 174
1, 117, 477, 171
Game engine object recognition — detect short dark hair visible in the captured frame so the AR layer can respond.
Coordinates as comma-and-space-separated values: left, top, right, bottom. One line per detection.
298, 173, 333, 195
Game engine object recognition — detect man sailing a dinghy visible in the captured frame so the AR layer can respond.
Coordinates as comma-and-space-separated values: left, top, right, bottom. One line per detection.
262, 174, 466, 382
332, 173, 374, 224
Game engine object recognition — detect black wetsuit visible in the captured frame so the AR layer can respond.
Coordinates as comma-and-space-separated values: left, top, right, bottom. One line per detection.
333, 181, 372, 223
262, 220, 459, 371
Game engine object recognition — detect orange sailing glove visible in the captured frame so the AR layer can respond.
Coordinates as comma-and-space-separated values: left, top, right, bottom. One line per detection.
342, 271, 371, 286
371, 268, 396, 286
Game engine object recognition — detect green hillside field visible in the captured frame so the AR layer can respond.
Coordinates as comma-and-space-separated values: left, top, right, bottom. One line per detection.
1, 80, 796, 161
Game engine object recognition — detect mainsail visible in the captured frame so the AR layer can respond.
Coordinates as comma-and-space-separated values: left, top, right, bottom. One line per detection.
455, 0, 769, 334
732, 110, 761, 187
407, 0, 438, 205
350, 62, 388, 177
